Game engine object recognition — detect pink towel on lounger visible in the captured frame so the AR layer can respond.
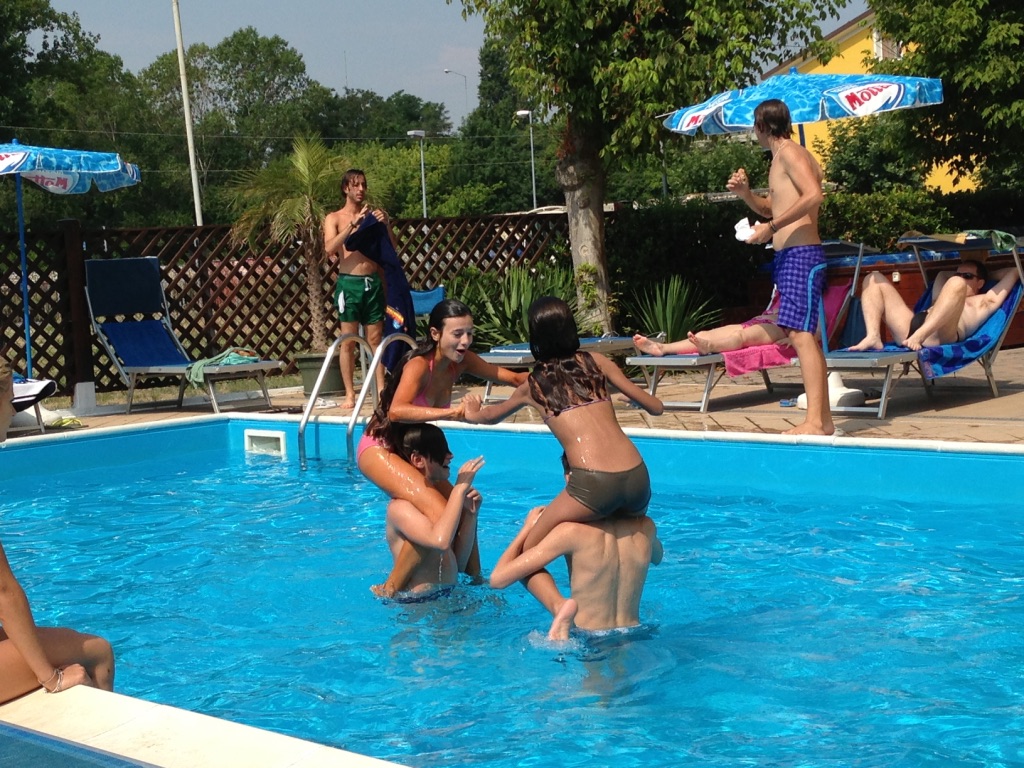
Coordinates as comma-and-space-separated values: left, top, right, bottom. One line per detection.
722, 343, 797, 376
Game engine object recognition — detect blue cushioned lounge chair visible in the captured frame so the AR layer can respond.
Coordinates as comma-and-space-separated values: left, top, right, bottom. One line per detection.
85, 257, 283, 413
817, 236, 1024, 418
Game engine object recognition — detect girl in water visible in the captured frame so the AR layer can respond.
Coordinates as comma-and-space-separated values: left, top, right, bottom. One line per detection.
464, 296, 663, 606
358, 298, 527, 596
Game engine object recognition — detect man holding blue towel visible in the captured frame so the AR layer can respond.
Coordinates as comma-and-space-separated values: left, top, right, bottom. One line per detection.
324, 169, 391, 409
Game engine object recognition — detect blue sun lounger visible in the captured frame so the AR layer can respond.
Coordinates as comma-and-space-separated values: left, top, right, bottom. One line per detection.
85, 256, 283, 413
815, 236, 1024, 418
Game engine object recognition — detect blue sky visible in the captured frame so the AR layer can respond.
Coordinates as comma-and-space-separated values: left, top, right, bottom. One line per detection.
47, 1, 865, 129
49, 0, 487, 127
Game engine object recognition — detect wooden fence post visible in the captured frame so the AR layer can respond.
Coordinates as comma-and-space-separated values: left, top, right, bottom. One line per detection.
61, 219, 93, 393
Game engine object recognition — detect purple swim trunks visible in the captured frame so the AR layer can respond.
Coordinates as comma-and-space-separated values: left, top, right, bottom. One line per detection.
772, 244, 826, 333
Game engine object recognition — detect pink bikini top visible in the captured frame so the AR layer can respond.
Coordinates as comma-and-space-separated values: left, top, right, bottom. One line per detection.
412, 356, 456, 408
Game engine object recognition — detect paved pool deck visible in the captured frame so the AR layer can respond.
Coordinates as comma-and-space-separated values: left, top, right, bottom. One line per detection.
31, 346, 1024, 445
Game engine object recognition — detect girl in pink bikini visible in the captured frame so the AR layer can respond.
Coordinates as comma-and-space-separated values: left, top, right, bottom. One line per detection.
358, 298, 527, 596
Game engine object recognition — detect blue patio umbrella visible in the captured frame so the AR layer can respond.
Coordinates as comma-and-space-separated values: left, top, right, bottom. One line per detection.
0, 139, 141, 375
664, 70, 944, 138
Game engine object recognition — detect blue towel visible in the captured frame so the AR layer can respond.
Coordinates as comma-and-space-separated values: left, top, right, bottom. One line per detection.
875, 280, 1023, 379
345, 215, 416, 372
917, 282, 1023, 379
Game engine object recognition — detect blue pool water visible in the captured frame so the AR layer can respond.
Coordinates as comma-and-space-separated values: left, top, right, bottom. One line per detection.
3, 418, 1024, 767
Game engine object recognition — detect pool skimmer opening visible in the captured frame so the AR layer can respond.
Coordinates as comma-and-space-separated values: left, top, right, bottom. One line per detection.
243, 429, 287, 458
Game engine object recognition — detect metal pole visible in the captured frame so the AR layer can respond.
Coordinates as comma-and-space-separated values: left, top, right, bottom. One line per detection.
14, 172, 32, 376
419, 137, 427, 217
443, 69, 469, 115
528, 116, 537, 210
516, 110, 537, 210
172, 0, 204, 225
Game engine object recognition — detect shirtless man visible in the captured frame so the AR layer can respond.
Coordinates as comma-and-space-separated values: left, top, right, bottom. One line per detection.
323, 169, 395, 408
490, 459, 662, 640
726, 99, 833, 436
382, 424, 483, 595
847, 261, 1020, 351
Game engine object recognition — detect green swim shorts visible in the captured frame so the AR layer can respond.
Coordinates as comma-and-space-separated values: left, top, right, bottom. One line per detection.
335, 273, 386, 324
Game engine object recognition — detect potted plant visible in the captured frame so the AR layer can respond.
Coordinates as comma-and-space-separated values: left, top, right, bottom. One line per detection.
229, 136, 345, 394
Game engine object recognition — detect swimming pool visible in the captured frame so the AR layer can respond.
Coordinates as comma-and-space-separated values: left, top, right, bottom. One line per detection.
3, 417, 1024, 766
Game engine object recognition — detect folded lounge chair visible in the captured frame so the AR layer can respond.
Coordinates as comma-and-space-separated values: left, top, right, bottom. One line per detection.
85, 256, 283, 414
814, 240, 1024, 419
10, 374, 58, 434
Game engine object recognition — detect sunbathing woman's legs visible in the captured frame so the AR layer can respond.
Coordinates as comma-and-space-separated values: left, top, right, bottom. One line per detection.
634, 321, 784, 356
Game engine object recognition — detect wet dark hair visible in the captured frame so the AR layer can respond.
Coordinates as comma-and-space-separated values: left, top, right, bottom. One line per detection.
396, 423, 450, 464
341, 168, 366, 193
527, 296, 607, 416
528, 296, 579, 361
366, 298, 474, 440
753, 99, 793, 139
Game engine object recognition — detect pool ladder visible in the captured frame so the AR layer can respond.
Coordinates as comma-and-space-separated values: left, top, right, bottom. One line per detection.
297, 332, 416, 468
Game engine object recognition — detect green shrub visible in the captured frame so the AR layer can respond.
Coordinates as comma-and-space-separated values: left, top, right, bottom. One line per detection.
820, 187, 954, 251
452, 263, 577, 349
606, 198, 763, 322
622, 274, 721, 341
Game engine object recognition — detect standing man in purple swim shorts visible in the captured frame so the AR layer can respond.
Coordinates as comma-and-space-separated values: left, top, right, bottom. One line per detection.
727, 98, 835, 436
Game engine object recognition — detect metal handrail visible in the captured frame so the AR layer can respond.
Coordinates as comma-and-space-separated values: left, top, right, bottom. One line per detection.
297, 333, 371, 468
297, 333, 417, 468
344, 333, 416, 461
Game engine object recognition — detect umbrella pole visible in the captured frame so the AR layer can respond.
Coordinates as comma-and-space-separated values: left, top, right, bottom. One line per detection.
14, 174, 33, 377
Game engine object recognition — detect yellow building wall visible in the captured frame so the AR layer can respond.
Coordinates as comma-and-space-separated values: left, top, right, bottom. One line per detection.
772, 15, 973, 193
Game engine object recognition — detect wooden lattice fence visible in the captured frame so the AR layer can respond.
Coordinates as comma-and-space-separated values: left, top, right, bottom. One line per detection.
0, 213, 570, 395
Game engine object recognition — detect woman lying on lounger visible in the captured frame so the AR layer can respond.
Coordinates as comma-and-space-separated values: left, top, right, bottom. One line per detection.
0, 537, 115, 703
358, 298, 527, 597
632, 290, 787, 356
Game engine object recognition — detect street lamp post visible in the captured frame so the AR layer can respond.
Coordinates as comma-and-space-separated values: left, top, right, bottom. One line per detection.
443, 68, 469, 114
407, 130, 427, 218
515, 110, 537, 210
171, 0, 203, 225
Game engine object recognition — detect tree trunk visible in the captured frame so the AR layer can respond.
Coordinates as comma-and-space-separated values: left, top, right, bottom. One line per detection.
555, 121, 614, 335
304, 239, 329, 353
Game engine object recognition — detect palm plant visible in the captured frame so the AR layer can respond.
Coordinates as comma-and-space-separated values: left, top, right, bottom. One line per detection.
455, 264, 578, 348
627, 274, 721, 343
228, 136, 342, 353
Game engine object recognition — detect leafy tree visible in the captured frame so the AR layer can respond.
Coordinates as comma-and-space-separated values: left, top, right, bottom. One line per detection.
869, 0, 1024, 183
457, 0, 845, 332
0, 0, 88, 130
228, 137, 342, 353
332, 88, 451, 142
448, 37, 561, 214
816, 113, 930, 193
607, 135, 769, 201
